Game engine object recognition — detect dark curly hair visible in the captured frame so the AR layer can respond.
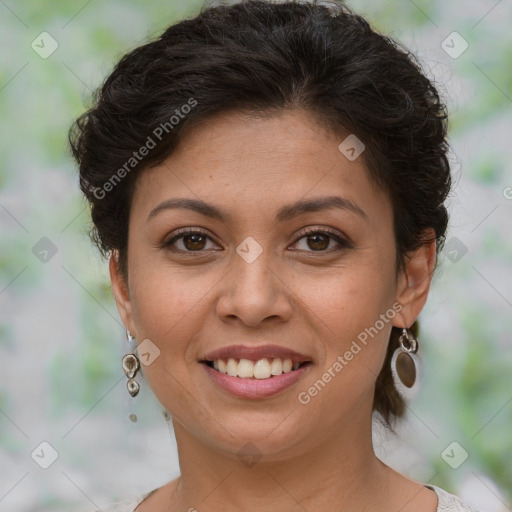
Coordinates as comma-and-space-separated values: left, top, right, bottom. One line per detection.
69, 0, 451, 427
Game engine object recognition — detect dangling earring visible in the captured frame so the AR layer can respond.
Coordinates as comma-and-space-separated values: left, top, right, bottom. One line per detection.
390, 327, 421, 400
122, 331, 140, 398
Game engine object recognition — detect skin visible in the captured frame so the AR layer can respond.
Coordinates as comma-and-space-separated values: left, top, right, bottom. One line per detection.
110, 109, 438, 512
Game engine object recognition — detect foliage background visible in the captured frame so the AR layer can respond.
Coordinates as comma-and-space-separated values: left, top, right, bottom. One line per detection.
0, 0, 510, 510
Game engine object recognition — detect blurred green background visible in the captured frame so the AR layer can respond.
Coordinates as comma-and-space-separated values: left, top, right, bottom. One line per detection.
0, 1, 510, 511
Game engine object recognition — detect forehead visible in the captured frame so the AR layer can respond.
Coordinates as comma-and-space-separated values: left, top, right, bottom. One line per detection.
130, 110, 391, 230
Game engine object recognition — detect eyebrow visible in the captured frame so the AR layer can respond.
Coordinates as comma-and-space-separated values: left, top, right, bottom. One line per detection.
147, 195, 368, 223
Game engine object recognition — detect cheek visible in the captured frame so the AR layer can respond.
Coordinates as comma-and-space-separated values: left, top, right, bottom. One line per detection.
128, 261, 211, 357
127, 267, 209, 405
303, 260, 395, 329
297, 262, 396, 377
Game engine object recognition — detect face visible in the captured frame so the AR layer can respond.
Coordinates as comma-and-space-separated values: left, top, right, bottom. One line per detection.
111, 109, 434, 460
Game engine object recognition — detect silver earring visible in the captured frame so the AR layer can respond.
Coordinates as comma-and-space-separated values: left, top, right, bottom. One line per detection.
122, 331, 140, 398
390, 328, 421, 400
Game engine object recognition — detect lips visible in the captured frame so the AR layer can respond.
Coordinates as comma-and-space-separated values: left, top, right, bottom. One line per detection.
201, 361, 312, 399
200, 344, 313, 364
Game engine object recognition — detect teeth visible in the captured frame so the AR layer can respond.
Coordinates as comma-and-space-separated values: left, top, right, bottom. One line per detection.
254, 359, 271, 379
226, 358, 238, 377
238, 358, 256, 378
217, 359, 227, 373
210, 357, 303, 379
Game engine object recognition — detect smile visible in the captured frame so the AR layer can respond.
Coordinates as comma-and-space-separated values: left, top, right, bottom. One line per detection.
203, 357, 310, 379
200, 358, 313, 399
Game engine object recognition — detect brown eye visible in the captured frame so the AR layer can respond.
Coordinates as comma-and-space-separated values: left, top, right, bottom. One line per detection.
164, 229, 217, 252
304, 233, 330, 251
291, 228, 351, 253
181, 233, 207, 251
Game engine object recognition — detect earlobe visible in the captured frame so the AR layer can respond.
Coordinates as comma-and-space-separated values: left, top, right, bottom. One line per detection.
392, 231, 437, 328
109, 251, 136, 335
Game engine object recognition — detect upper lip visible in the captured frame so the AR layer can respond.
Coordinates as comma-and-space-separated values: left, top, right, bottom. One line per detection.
201, 344, 312, 363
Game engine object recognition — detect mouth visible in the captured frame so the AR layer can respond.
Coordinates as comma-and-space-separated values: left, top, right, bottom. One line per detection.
200, 357, 313, 380
200, 357, 314, 399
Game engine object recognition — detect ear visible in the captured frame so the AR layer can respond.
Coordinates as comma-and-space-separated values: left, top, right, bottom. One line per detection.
392, 229, 437, 329
109, 251, 136, 336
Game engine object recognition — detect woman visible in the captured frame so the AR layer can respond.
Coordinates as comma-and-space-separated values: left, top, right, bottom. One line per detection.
69, 1, 480, 510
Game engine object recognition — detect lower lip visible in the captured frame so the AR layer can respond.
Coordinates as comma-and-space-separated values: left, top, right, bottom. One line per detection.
201, 362, 313, 399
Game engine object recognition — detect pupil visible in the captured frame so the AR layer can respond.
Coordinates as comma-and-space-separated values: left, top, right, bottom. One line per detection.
308, 234, 328, 251
185, 234, 205, 250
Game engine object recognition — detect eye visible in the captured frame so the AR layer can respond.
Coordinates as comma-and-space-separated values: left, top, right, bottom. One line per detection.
290, 227, 351, 253
163, 228, 219, 252
162, 226, 351, 254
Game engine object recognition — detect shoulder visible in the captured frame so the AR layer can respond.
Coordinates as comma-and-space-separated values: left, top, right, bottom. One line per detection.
426, 484, 482, 512
91, 490, 154, 512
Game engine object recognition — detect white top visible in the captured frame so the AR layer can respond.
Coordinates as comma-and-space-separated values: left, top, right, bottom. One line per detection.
94, 484, 481, 511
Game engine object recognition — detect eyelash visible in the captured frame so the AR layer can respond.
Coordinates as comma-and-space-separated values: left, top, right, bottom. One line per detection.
162, 227, 352, 254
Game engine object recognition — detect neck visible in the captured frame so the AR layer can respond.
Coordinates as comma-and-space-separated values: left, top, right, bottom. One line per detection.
168, 408, 393, 512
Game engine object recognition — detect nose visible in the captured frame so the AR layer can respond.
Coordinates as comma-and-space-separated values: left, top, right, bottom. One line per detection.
215, 247, 294, 328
